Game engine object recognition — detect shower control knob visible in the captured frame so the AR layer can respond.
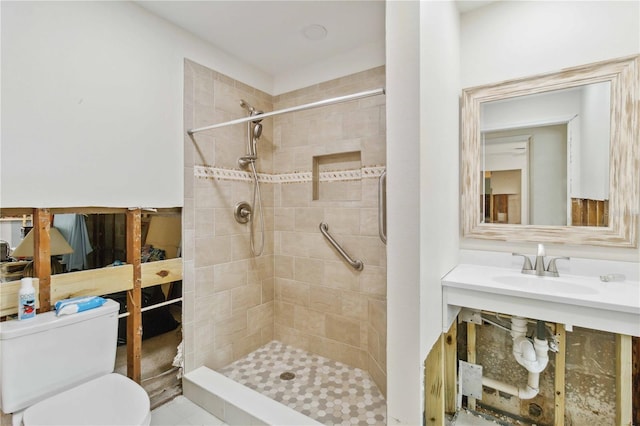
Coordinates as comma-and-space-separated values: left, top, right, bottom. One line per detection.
234, 202, 252, 224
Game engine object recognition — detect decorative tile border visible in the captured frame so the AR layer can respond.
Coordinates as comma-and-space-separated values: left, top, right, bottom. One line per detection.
194, 165, 385, 184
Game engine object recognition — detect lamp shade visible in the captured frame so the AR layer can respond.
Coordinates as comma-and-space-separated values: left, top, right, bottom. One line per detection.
11, 228, 74, 257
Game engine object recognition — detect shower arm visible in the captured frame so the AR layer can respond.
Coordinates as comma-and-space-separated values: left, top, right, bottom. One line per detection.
188, 88, 385, 135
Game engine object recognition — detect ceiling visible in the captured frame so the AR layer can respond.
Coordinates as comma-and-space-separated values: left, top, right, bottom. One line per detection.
135, 1, 496, 79
135, 1, 386, 77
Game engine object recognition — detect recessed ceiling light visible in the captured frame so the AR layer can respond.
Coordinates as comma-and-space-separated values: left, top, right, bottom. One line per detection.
302, 24, 328, 41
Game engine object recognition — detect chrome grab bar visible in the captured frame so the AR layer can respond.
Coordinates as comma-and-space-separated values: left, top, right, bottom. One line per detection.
319, 222, 364, 271
378, 170, 387, 244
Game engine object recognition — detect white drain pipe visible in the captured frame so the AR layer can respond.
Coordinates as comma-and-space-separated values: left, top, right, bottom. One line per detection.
482, 316, 549, 400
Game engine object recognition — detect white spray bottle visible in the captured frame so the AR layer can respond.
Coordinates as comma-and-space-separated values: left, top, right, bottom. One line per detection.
18, 277, 36, 320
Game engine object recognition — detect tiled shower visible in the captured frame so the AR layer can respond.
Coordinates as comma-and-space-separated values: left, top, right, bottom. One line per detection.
183, 58, 387, 406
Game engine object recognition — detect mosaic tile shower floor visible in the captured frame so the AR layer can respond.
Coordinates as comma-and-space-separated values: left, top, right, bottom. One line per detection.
218, 340, 387, 425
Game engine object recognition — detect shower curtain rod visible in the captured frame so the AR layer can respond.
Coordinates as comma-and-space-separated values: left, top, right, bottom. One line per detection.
187, 87, 385, 135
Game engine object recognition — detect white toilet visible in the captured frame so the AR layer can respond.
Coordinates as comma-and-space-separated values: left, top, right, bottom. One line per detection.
0, 299, 151, 425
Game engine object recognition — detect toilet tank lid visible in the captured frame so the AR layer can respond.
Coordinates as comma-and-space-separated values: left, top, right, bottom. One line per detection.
0, 299, 119, 340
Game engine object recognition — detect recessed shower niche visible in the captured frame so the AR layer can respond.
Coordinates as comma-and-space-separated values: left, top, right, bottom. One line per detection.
312, 151, 362, 201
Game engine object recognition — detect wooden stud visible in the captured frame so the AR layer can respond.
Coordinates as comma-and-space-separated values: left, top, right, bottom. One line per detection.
616, 334, 633, 425
571, 199, 583, 226
554, 324, 566, 426
126, 209, 143, 384
33, 208, 52, 312
424, 335, 445, 425
444, 320, 458, 415
467, 322, 477, 410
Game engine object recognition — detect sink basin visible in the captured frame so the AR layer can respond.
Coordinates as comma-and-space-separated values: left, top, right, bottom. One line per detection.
493, 275, 600, 295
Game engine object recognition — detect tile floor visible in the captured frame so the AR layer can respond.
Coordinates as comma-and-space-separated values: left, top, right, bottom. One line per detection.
151, 395, 226, 426
218, 341, 387, 426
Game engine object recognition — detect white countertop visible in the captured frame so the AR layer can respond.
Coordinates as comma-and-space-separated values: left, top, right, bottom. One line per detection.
442, 264, 640, 336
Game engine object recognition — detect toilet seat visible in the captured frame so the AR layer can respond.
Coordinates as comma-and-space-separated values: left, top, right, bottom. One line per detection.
23, 373, 150, 426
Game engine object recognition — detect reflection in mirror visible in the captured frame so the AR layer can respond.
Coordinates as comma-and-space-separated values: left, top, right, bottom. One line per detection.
461, 55, 638, 247
480, 83, 610, 227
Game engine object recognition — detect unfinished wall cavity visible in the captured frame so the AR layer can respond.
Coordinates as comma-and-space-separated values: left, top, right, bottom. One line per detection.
459, 318, 616, 424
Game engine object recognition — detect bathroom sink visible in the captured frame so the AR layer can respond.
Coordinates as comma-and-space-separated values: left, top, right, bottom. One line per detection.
492, 275, 600, 295
442, 264, 640, 337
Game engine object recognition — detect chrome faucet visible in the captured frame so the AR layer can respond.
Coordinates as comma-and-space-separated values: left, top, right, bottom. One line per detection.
513, 244, 569, 277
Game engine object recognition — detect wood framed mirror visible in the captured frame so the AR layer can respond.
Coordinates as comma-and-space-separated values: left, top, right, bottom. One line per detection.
461, 55, 638, 247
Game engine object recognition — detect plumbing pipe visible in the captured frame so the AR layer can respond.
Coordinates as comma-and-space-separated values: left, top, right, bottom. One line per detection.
481, 316, 550, 400
482, 373, 541, 400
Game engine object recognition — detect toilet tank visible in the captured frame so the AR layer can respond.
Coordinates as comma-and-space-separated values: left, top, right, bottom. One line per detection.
0, 299, 120, 414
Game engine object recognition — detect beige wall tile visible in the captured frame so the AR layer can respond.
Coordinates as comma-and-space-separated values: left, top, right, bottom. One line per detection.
340, 291, 368, 321
261, 277, 274, 303
324, 208, 360, 235
368, 354, 387, 398
213, 260, 248, 292
214, 312, 248, 349
309, 286, 342, 315
368, 298, 386, 338
294, 207, 324, 233
360, 266, 387, 297
212, 291, 232, 322
323, 261, 360, 292
232, 330, 263, 360
326, 314, 360, 346
275, 255, 294, 279
280, 182, 312, 207
294, 257, 324, 284
294, 305, 326, 336
275, 278, 309, 306
231, 283, 262, 313
274, 300, 294, 328
247, 301, 274, 334
274, 325, 310, 352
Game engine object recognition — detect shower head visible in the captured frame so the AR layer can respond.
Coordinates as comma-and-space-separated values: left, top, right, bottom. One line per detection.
240, 99, 254, 113
240, 99, 263, 123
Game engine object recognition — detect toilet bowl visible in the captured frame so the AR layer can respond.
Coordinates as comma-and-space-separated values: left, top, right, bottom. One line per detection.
23, 374, 151, 426
0, 300, 150, 426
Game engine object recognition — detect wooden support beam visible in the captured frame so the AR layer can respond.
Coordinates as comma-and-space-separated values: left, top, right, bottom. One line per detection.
33, 209, 52, 312
467, 322, 477, 410
424, 335, 445, 425
444, 321, 458, 415
554, 324, 566, 426
126, 209, 142, 384
616, 334, 632, 426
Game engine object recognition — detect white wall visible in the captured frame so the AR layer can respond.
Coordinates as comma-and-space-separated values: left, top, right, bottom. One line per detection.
461, 1, 639, 87
386, 2, 422, 423
386, 1, 460, 423
1, 1, 272, 208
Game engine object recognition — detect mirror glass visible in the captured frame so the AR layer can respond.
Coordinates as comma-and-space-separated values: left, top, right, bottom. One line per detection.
461, 55, 638, 248
480, 82, 610, 226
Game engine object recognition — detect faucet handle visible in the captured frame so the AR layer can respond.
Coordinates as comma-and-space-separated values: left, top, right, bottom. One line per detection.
546, 256, 570, 274
512, 253, 534, 271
